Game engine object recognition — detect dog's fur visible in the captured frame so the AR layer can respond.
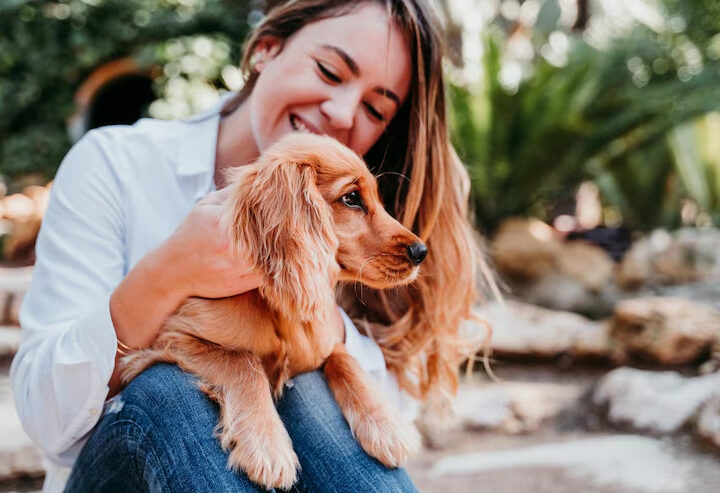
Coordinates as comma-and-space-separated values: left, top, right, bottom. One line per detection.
120, 133, 424, 489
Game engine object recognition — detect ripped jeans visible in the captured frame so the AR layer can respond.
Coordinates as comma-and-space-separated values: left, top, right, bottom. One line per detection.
63, 363, 418, 493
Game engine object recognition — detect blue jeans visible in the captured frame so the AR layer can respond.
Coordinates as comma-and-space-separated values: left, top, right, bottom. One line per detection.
64, 363, 418, 492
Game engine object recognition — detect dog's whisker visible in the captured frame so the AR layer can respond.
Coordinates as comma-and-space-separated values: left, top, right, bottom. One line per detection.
353, 278, 365, 306
375, 171, 412, 184
355, 254, 382, 305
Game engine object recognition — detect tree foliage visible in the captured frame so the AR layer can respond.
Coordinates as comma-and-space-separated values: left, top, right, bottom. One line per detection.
450, 0, 720, 231
0, 0, 254, 184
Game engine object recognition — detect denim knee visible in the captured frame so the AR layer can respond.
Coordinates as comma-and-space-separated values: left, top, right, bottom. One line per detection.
278, 371, 418, 493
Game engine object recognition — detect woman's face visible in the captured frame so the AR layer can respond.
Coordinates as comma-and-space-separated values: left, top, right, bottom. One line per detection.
248, 2, 412, 157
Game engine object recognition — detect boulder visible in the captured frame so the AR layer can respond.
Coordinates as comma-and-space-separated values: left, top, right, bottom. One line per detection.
514, 272, 620, 319
555, 241, 616, 292
474, 300, 611, 359
491, 218, 561, 281
593, 367, 720, 433
697, 394, 720, 449
618, 228, 720, 288
491, 218, 618, 318
610, 297, 720, 365
1, 184, 50, 263
0, 375, 44, 481
0, 326, 21, 358
455, 380, 585, 434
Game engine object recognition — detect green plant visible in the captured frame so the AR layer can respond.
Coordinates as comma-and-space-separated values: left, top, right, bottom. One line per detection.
449, 1, 720, 232
0, 0, 254, 187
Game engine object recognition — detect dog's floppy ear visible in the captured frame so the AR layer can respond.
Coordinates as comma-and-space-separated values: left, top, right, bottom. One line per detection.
221, 159, 339, 323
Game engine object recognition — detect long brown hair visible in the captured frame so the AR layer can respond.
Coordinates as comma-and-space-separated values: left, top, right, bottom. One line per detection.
223, 0, 496, 417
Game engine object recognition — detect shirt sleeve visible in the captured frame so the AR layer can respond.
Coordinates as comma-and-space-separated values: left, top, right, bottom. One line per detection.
338, 307, 419, 421
10, 129, 126, 461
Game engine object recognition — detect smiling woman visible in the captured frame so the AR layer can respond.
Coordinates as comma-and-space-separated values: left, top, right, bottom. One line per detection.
11, 1, 490, 492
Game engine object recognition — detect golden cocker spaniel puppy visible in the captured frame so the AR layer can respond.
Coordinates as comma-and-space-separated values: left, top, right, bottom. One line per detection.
121, 133, 427, 489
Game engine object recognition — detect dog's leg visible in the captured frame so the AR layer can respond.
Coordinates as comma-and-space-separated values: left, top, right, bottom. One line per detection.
120, 348, 178, 384
122, 332, 299, 489
207, 350, 299, 490
323, 343, 421, 467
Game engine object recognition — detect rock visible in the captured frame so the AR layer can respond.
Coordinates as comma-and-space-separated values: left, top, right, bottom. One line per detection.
491, 218, 618, 318
456, 380, 585, 434
22, 185, 50, 217
0, 326, 21, 358
697, 395, 720, 449
0, 267, 32, 326
0, 194, 35, 220
423, 435, 696, 493
618, 228, 720, 288
455, 384, 511, 430
650, 279, 720, 312
2, 217, 40, 264
1, 185, 50, 264
491, 218, 561, 281
475, 300, 611, 359
555, 241, 615, 292
610, 297, 720, 365
593, 367, 720, 433
514, 272, 620, 319
0, 374, 44, 481
0, 266, 34, 293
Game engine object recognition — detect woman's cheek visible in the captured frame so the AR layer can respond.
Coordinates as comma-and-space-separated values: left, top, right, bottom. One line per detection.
353, 124, 381, 156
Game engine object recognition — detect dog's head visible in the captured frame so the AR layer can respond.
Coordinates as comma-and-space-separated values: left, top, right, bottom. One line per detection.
223, 133, 426, 321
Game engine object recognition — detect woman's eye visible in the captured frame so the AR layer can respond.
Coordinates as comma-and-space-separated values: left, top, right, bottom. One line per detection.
316, 61, 342, 83
341, 191, 364, 209
364, 102, 385, 122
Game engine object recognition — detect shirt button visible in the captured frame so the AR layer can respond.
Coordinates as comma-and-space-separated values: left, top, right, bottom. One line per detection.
89, 407, 99, 416
285, 379, 294, 389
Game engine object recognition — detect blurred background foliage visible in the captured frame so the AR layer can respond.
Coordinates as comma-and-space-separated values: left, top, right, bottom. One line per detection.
1, 0, 719, 233
0, 0, 254, 183
446, 0, 720, 232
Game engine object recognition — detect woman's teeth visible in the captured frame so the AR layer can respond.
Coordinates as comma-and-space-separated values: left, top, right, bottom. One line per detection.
290, 115, 310, 133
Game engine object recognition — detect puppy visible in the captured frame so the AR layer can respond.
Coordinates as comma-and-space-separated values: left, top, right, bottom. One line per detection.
121, 133, 426, 489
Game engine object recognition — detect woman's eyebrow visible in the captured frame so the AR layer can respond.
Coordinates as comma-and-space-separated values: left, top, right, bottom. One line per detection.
321, 44, 359, 75
372, 87, 400, 106
320, 44, 401, 107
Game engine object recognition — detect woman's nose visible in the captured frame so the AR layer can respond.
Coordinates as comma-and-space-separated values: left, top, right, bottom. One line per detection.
320, 91, 358, 131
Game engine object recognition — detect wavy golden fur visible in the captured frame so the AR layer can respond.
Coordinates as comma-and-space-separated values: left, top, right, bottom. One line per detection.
222, 0, 497, 422
121, 133, 425, 489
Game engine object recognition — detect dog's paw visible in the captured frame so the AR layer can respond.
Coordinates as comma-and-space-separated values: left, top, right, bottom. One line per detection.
223, 422, 299, 489
351, 407, 422, 468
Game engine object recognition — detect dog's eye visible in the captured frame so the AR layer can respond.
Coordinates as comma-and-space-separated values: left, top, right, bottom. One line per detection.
341, 191, 364, 210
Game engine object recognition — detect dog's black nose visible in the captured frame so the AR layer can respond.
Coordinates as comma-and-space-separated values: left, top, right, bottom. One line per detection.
406, 242, 428, 265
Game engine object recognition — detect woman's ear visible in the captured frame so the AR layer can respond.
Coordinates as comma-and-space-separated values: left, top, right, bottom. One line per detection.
252, 36, 283, 72
221, 158, 339, 324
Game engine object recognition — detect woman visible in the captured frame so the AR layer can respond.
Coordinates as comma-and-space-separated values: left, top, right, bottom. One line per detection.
11, 0, 487, 491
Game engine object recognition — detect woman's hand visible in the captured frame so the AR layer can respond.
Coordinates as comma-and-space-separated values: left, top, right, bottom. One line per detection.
108, 186, 261, 397
160, 186, 262, 300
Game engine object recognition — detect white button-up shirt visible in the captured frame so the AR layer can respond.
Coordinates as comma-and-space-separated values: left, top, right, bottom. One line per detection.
10, 99, 415, 492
